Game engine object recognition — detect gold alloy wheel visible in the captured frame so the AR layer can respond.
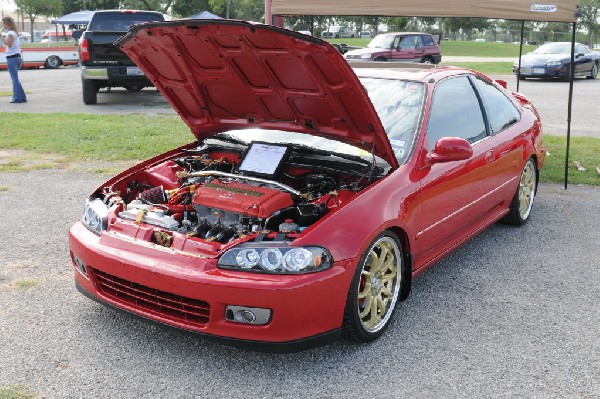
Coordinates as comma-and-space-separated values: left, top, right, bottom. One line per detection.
518, 159, 536, 220
357, 236, 401, 333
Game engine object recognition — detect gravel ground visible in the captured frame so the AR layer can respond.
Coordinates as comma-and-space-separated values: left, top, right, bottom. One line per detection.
0, 169, 598, 398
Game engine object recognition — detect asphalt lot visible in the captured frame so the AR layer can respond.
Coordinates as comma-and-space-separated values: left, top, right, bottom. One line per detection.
0, 65, 599, 138
0, 65, 599, 398
0, 171, 598, 398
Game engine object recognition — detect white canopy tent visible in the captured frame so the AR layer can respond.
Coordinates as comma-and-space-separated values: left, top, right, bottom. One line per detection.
267, 0, 580, 188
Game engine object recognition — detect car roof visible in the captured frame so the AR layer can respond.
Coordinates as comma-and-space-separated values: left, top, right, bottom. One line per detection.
353, 66, 475, 83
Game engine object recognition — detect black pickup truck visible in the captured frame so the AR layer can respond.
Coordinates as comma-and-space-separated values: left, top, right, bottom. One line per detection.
76, 10, 165, 104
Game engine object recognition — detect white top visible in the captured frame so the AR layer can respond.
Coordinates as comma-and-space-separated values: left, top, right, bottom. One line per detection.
3, 30, 20, 57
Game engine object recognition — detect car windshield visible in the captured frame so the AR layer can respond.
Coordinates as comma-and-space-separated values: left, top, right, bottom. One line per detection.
213, 78, 425, 166
368, 35, 394, 49
532, 43, 571, 54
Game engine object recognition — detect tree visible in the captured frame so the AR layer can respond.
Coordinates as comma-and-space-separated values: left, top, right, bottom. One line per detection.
578, 0, 600, 47
209, 0, 263, 21
171, 0, 212, 18
16, 0, 62, 40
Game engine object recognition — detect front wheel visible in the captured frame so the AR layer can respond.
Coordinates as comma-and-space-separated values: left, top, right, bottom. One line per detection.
44, 55, 61, 69
502, 158, 537, 226
343, 232, 403, 342
420, 56, 434, 64
587, 63, 598, 79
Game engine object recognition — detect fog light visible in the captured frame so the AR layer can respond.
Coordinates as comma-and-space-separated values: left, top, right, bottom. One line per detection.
72, 255, 87, 276
225, 305, 271, 325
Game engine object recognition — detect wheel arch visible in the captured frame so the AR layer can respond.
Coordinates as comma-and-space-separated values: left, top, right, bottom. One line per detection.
385, 225, 413, 301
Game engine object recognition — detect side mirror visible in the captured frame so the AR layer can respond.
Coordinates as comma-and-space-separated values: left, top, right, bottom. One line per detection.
72, 30, 83, 40
425, 137, 473, 166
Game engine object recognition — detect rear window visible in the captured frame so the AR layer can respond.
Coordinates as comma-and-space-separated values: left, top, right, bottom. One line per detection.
90, 12, 164, 31
421, 35, 435, 46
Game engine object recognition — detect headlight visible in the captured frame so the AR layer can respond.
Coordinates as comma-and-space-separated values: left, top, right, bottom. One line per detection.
81, 198, 109, 235
360, 53, 373, 59
218, 244, 332, 274
545, 61, 562, 66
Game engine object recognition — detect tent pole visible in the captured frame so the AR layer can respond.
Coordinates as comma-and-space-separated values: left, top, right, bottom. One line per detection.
517, 20, 525, 92
564, 21, 576, 190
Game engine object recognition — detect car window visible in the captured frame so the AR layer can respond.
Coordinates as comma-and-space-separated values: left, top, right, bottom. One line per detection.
426, 76, 486, 150
421, 35, 434, 46
360, 78, 426, 163
576, 44, 589, 54
471, 77, 520, 134
399, 36, 417, 50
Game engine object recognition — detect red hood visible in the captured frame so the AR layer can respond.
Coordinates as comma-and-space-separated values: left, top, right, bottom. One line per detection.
116, 20, 398, 168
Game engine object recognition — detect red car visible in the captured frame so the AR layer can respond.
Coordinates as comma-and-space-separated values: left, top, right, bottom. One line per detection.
343, 32, 442, 64
69, 20, 545, 352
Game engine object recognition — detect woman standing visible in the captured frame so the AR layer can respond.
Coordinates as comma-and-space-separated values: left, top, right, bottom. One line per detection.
1, 16, 27, 103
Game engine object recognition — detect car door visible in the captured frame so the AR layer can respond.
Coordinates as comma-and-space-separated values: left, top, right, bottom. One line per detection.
391, 35, 419, 62
575, 44, 593, 74
414, 75, 501, 265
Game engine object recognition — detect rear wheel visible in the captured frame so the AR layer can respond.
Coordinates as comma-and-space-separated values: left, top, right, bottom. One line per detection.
587, 63, 598, 79
44, 56, 61, 69
343, 232, 403, 342
502, 158, 537, 226
374, 56, 387, 62
82, 79, 98, 105
420, 56, 434, 64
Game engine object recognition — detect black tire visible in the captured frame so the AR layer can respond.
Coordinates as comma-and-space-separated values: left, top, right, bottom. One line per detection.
420, 56, 434, 64
44, 55, 61, 69
501, 158, 537, 226
562, 65, 572, 82
587, 63, 598, 80
342, 231, 403, 342
82, 79, 98, 105
125, 83, 144, 93
374, 57, 387, 62
518, 74, 526, 81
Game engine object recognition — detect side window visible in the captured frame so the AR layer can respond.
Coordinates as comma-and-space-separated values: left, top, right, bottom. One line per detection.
426, 76, 487, 151
472, 77, 521, 134
421, 35, 434, 46
576, 44, 589, 54
399, 36, 417, 50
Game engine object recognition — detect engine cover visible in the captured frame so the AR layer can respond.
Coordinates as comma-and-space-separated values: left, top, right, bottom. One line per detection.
192, 180, 294, 219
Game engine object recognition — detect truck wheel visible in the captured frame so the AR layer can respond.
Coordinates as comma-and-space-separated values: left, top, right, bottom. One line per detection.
44, 56, 61, 69
82, 79, 98, 105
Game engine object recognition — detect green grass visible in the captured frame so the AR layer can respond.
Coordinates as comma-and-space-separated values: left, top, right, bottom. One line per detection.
0, 186, 10, 192
542, 136, 600, 186
0, 113, 190, 162
0, 113, 597, 185
327, 38, 537, 58
0, 384, 37, 399
13, 278, 39, 290
440, 61, 514, 75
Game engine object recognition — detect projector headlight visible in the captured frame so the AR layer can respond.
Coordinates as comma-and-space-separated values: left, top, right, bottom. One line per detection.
219, 244, 332, 274
81, 198, 109, 235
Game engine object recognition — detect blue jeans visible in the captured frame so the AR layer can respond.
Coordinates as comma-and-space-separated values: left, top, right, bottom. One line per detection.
7, 56, 27, 103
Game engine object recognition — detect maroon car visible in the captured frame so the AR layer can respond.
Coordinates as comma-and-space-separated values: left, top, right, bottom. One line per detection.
69, 20, 544, 352
344, 32, 442, 64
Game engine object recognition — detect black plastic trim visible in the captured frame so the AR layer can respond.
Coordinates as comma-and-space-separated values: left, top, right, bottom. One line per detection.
76, 281, 341, 353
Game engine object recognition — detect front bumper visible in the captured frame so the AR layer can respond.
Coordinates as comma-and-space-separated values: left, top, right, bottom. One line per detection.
69, 222, 353, 351
514, 64, 567, 79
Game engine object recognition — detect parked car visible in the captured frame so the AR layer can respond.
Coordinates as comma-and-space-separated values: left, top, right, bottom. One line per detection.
513, 42, 599, 80
343, 32, 442, 63
321, 26, 355, 39
70, 20, 545, 352
359, 30, 372, 39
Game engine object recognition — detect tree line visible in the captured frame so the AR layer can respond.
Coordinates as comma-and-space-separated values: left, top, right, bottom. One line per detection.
14, 0, 600, 47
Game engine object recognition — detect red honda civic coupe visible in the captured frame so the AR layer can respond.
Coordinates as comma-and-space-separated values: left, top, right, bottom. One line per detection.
69, 20, 545, 352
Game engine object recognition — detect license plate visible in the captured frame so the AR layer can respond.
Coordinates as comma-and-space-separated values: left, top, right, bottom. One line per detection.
533, 68, 545, 74
127, 67, 144, 76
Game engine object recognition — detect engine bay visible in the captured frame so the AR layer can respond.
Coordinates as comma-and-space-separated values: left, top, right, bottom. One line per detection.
91, 134, 387, 250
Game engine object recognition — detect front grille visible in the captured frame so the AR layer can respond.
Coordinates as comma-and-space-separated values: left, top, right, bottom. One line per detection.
91, 268, 210, 326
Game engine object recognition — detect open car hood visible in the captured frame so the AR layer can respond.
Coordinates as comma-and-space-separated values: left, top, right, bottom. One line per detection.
117, 20, 398, 168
